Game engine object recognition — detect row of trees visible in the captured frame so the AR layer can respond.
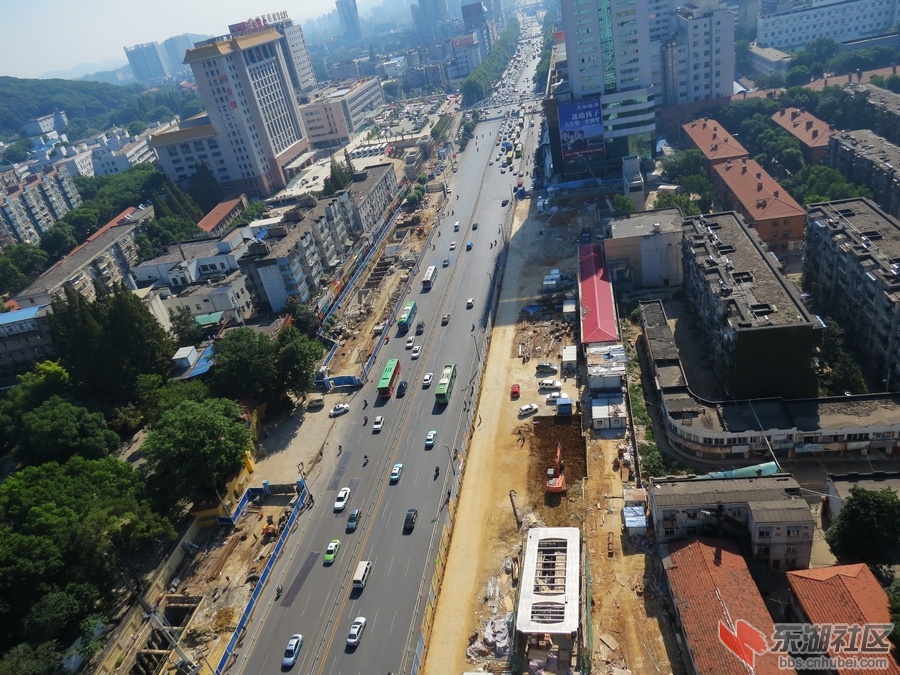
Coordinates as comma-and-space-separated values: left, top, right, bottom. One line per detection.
461, 19, 521, 105
532, 12, 556, 91
321, 152, 356, 196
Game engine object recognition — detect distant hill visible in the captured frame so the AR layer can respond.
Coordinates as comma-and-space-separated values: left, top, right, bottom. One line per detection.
41, 59, 128, 80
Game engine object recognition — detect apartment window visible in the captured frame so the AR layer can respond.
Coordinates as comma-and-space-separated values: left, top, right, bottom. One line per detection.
758, 529, 772, 538
664, 528, 674, 537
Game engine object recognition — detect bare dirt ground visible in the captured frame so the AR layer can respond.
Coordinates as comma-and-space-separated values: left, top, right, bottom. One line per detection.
423, 195, 682, 675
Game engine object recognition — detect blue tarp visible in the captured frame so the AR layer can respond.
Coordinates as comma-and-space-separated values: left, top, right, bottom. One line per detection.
623, 506, 647, 530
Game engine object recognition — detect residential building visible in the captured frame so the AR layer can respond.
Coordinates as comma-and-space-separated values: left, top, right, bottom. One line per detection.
280, 192, 354, 270
197, 194, 250, 235
711, 158, 807, 251
412, 0, 449, 41
682, 211, 820, 399
804, 199, 900, 389
330, 59, 361, 81
827, 129, 900, 220
346, 163, 399, 233
578, 244, 620, 349
662, 538, 798, 675
602, 208, 683, 290
826, 472, 900, 519
299, 78, 384, 148
640, 297, 900, 460
52, 146, 95, 179
682, 118, 749, 165
161, 34, 200, 76
847, 84, 900, 146
747, 43, 792, 77
447, 34, 483, 79
650, 474, 814, 570
0, 166, 82, 246
381, 57, 408, 79
23, 112, 68, 137
151, 29, 311, 198
787, 565, 900, 675
336, 0, 363, 42
158, 270, 254, 322
662, 0, 735, 107
0, 306, 55, 379
124, 42, 170, 82
15, 206, 152, 307
771, 107, 834, 164
91, 121, 178, 176
757, 0, 899, 52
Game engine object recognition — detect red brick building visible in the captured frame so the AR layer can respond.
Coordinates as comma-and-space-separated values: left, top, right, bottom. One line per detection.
682, 118, 749, 165
771, 107, 834, 164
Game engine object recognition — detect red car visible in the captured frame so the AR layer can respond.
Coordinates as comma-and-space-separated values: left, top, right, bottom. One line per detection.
510, 384, 520, 399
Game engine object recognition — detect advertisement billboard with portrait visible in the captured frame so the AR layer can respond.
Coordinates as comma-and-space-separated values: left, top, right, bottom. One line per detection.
558, 98, 604, 160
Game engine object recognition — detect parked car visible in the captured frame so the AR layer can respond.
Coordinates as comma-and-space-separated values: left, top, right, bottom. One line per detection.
536, 362, 558, 374
518, 403, 539, 416
510, 383, 520, 398
329, 403, 350, 417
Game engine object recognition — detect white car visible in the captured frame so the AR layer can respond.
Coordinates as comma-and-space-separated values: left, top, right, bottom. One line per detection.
329, 403, 350, 417
546, 391, 567, 404
390, 463, 403, 483
334, 487, 351, 511
449, 241, 457, 251
347, 617, 367, 646
282, 634, 304, 667
518, 403, 539, 416
423, 372, 434, 387
372, 415, 384, 432
405, 336, 415, 349
466, 298, 475, 308
425, 430, 437, 447
411, 346, 422, 359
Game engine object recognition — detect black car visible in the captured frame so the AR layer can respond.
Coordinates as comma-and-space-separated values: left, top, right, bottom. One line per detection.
501, 199, 510, 207
397, 380, 408, 397
403, 508, 418, 532
441, 314, 450, 326
416, 321, 425, 335
472, 222, 478, 230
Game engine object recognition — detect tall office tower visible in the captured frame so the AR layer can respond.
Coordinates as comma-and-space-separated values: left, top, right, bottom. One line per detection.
559, 0, 656, 159
229, 14, 318, 95
411, 0, 449, 40
124, 42, 170, 82
161, 35, 196, 75
159, 29, 310, 197
336, 0, 364, 42
462, 3, 492, 59
662, 0, 735, 106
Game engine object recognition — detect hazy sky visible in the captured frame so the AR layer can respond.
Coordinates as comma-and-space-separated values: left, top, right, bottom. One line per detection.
0, 0, 325, 79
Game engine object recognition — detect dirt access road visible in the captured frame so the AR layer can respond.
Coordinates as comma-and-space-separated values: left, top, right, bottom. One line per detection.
422, 196, 681, 674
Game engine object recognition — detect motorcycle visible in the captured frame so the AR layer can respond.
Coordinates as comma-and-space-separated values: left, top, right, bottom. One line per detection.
275, 585, 283, 600
434, 466, 440, 479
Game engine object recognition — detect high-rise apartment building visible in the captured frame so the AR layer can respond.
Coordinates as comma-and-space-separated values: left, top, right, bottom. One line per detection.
757, 0, 899, 52
0, 167, 81, 246
124, 42, 171, 82
229, 13, 317, 96
336, 0, 363, 43
151, 28, 311, 198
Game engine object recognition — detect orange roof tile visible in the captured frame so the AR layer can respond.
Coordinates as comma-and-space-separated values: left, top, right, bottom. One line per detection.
771, 108, 833, 150
787, 564, 900, 675
666, 538, 794, 675
197, 196, 246, 233
682, 118, 749, 164
712, 158, 805, 223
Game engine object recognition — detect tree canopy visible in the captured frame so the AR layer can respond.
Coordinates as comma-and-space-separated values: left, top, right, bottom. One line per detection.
825, 486, 900, 565
15, 396, 119, 466
0, 361, 71, 455
462, 19, 521, 105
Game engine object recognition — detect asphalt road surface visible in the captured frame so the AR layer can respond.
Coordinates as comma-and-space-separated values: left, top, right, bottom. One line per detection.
237, 26, 544, 675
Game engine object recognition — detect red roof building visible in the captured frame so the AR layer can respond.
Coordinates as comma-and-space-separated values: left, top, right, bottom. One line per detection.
664, 538, 795, 675
787, 564, 900, 675
197, 194, 249, 234
682, 118, 749, 165
578, 244, 618, 346
771, 108, 834, 164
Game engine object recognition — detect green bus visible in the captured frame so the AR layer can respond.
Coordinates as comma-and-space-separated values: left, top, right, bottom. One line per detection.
515, 143, 523, 159
435, 364, 457, 404
397, 300, 417, 332
378, 358, 401, 398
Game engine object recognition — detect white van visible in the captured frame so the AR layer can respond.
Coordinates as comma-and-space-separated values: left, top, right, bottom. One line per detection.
352, 561, 372, 589
307, 394, 325, 409
539, 379, 562, 391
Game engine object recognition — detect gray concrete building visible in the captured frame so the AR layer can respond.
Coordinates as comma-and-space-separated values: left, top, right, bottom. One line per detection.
827, 129, 900, 220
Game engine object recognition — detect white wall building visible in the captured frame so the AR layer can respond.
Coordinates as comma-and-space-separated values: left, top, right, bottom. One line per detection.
757, 0, 900, 52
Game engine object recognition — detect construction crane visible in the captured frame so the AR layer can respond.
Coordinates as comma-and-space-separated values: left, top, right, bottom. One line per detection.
546, 443, 566, 493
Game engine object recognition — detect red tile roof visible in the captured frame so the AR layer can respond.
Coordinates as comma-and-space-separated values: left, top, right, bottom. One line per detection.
197, 196, 246, 233
771, 108, 833, 150
712, 158, 805, 224
666, 538, 793, 675
67, 207, 137, 257
788, 564, 900, 675
578, 244, 618, 345
682, 118, 749, 164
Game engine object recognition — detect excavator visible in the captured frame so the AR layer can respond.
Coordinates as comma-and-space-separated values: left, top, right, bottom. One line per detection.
545, 443, 566, 493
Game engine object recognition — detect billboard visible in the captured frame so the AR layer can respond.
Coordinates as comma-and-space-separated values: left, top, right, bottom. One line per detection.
558, 99, 605, 160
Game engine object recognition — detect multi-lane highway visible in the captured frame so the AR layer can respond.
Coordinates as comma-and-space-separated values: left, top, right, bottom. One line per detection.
238, 19, 544, 675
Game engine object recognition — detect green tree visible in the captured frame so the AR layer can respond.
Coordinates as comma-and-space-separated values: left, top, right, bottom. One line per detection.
285, 297, 320, 336
382, 81, 400, 99
16, 396, 119, 465
143, 398, 252, 501
612, 194, 636, 216
275, 326, 323, 397
0, 361, 71, 453
827, 354, 869, 395
785, 65, 811, 87
185, 164, 224, 213
888, 578, 900, 650
661, 149, 706, 182
0, 641, 62, 675
38, 223, 78, 261
825, 486, 900, 565
653, 191, 701, 215
127, 120, 148, 136
211, 327, 280, 404
1, 139, 33, 164
169, 306, 206, 346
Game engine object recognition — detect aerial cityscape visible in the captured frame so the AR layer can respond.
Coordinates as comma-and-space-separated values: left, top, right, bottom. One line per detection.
3, 0, 900, 674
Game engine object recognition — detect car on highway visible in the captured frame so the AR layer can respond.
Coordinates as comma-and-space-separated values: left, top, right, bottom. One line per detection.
466, 298, 475, 308
502, 199, 510, 206
423, 372, 434, 387
425, 430, 437, 447
346, 508, 361, 532
519, 170, 525, 177
397, 380, 408, 397
404, 508, 419, 532
416, 321, 425, 335
334, 487, 351, 511
406, 336, 415, 349
466, 242, 473, 251
442, 257, 450, 267
372, 415, 384, 432
346, 617, 367, 646
282, 634, 304, 667
390, 463, 403, 483
329, 403, 350, 417
411, 345, 422, 359
449, 241, 457, 250
441, 314, 451, 325
510, 383, 520, 398
324, 539, 341, 564
472, 222, 478, 230
489, 159, 494, 165
518, 403, 539, 416
500, 168, 506, 174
